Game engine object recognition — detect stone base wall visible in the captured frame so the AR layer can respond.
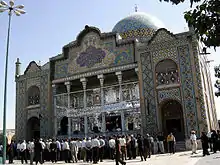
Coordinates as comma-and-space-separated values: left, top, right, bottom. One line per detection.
185, 139, 202, 150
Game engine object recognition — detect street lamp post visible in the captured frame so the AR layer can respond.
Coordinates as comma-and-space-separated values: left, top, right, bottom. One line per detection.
0, 0, 25, 164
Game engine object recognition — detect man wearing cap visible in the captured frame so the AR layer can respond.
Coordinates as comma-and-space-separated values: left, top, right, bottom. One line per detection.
190, 130, 197, 154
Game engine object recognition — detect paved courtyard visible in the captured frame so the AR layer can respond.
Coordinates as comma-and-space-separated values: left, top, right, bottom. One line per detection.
10, 150, 209, 165
195, 152, 220, 165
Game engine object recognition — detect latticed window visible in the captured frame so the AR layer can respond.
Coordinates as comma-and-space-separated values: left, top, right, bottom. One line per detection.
155, 59, 179, 86
27, 86, 40, 106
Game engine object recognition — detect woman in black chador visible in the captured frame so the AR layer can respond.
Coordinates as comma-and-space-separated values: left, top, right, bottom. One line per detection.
200, 132, 210, 156
211, 130, 218, 153
115, 136, 126, 165
34, 139, 43, 165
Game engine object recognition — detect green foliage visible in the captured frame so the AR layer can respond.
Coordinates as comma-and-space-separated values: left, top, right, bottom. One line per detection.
160, 0, 220, 48
159, 0, 201, 7
0, 133, 8, 144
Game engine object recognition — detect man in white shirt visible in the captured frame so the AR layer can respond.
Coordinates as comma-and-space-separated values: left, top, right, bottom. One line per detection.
92, 136, 100, 164
109, 136, 115, 160
39, 139, 45, 149
190, 130, 197, 154
207, 131, 213, 152
70, 138, 78, 163
119, 135, 127, 161
27, 139, 35, 165
56, 139, 61, 161
99, 136, 105, 162
16, 141, 21, 159
20, 140, 28, 164
45, 140, 51, 161
86, 137, 92, 162
63, 139, 70, 163
81, 138, 87, 162
76, 139, 82, 161
39, 139, 45, 163
0, 144, 3, 152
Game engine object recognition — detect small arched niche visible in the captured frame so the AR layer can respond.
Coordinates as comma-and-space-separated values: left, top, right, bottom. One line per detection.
27, 86, 40, 106
155, 59, 179, 86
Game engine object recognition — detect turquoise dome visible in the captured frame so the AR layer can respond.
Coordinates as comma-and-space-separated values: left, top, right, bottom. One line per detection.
112, 12, 164, 39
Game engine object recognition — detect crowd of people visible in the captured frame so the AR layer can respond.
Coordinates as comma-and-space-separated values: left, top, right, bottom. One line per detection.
1, 133, 167, 165
191, 130, 220, 156
0, 130, 220, 164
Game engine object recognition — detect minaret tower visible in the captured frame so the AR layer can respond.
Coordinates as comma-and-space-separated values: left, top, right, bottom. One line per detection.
15, 58, 21, 78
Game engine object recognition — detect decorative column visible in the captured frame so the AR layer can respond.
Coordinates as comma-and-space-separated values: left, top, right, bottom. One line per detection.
80, 78, 88, 136
98, 74, 106, 133
52, 84, 57, 137
65, 81, 71, 138
115, 71, 125, 132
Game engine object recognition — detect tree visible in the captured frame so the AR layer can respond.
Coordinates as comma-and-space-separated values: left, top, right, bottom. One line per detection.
0, 133, 8, 144
160, 0, 220, 48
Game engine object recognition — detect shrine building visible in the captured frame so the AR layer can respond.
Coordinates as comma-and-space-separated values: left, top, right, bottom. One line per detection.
15, 11, 219, 142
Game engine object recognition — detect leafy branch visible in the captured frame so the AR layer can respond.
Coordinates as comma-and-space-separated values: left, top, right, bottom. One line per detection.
160, 0, 220, 48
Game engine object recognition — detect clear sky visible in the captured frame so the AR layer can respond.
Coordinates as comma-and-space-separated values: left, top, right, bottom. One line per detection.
0, 0, 219, 129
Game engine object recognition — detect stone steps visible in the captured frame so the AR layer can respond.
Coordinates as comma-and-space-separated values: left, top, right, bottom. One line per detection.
175, 141, 186, 151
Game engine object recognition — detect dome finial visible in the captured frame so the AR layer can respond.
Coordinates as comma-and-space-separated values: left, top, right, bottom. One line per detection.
135, 4, 138, 12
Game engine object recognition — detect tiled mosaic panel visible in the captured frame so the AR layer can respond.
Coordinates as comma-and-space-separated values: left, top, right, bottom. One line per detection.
55, 34, 134, 79
158, 88, 181, 103
16, 80, 26, 141
68, 46, 133, 76
112, 13, 158, 33
192, 41, 207, 131
54, 60, 68, 79
178, 45, 198, 134
150, 30, 175, 44
152, 47, 178, 67
27, 77, 41, 89
140, 52, 158, 136
40, 73, 50, 137
119, 28, 155, 39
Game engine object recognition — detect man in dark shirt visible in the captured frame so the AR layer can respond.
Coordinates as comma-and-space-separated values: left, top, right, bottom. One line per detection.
50, 139, 57, 163
137, 135, 146, 161
115, 136, 126, 165
157, 132, 165, 154
7, 141, 14, 164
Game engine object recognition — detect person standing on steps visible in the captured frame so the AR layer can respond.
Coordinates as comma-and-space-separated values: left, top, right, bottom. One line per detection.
167, 133, 175, 154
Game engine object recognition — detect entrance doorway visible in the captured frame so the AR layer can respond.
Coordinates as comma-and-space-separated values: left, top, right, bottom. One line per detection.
106, 113, 121, 132
27, 117, 40, 140
60, 116, 68, 135
161, 100, 185, 141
